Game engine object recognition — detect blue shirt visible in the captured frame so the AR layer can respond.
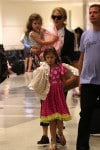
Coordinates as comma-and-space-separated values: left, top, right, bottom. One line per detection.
79, 29, 100, 85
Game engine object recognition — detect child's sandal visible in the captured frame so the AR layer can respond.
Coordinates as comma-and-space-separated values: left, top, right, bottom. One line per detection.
59, 134, 66, 146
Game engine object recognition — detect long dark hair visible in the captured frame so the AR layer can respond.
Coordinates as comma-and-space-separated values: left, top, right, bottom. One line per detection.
43, 47, 61, 64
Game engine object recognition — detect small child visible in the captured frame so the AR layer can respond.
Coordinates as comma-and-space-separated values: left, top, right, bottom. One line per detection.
29, 46, 79, 150
27, 13, 58, 68
35, 47, 72, 150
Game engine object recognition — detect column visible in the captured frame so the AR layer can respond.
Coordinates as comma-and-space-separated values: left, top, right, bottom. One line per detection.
83, 0, 88, 30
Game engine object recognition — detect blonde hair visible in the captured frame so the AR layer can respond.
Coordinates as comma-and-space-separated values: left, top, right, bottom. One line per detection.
51, 7, 67, 26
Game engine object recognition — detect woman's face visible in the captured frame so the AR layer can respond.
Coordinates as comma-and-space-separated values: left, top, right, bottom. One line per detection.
52, 10, 65, 30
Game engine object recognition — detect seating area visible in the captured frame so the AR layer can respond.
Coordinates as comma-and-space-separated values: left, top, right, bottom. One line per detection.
0, 44, 25, 83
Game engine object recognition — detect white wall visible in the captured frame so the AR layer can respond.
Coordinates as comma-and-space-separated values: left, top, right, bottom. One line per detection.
1, 1, 83, 50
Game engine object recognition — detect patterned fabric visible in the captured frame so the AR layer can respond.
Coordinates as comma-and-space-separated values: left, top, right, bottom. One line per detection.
28, 62, 50, 100
62, 63, 79, 76
43, 24, 64, 55
41, 64, 72, 123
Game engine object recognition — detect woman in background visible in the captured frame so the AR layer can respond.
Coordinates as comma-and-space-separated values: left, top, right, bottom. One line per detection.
37, 7, 75, 145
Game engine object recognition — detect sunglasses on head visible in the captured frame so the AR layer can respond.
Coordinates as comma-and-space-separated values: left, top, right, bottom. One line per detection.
52, 15, 63, 20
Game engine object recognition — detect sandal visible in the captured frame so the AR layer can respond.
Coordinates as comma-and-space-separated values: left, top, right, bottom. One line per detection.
49, 144, 58, 150
59, 134, 66, 146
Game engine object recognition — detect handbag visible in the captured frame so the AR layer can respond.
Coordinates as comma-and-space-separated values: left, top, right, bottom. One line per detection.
28, 62, 50, 100
62, 63, 79, 91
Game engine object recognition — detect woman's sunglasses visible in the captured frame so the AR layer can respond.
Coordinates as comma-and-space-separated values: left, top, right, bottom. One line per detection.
52, 15, 63, 20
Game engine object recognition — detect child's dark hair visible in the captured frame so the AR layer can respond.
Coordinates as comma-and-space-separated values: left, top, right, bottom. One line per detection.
43, 47, 61, 64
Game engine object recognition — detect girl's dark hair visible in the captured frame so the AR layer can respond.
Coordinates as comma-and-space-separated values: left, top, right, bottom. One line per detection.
25, 13, 42, 37
43, 47, 61, 64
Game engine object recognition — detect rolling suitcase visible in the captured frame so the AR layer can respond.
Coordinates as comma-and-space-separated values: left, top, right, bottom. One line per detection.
12, 60, 25, 75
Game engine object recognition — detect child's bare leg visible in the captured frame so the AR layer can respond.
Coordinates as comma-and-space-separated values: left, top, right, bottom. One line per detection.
24, 58, 28, 72
27, 57, 32, 72
50, 120, 57, 149
50, 120, 57, 144
43, 126, 48, 136
57, 120, 66, 146
56, 120, 63, 135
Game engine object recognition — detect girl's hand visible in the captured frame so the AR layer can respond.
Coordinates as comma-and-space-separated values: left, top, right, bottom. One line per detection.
63, 76, 79, 91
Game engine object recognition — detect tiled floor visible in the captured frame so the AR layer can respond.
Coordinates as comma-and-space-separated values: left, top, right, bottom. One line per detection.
0, 72, 100, 150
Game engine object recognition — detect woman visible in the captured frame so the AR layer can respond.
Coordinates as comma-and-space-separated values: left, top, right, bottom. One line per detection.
37, 7, 75, 146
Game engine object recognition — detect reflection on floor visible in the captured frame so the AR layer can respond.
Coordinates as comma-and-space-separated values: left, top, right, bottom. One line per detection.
0, 72, 100, 150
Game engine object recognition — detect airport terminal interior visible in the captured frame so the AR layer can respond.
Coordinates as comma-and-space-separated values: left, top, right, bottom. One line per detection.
0, 0, 100, 150
0, 72, 100, 150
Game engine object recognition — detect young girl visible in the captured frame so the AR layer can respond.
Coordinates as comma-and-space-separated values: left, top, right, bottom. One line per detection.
27, 13, 58, 69
40, 47, 72, 150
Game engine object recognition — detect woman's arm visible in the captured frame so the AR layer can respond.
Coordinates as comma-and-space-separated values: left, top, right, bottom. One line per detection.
78, 52, 84, 75
31, 31, 58, 45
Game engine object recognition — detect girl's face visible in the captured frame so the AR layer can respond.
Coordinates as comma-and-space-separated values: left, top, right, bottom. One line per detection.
32, 19, 42, 32
45, 52, 56, 67
52, 10, 65, 30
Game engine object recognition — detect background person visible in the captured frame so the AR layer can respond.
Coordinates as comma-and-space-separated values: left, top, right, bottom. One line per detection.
27, 13, 58, 69
72, 27, 84, 98
74, 27, 84, 51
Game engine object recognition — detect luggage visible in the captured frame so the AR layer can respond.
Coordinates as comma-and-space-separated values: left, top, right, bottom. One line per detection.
0, 45, 8, 83
12, 60, 25, 75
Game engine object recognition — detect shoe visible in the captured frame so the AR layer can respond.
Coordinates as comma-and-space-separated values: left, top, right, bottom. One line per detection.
37, 135, 49, 144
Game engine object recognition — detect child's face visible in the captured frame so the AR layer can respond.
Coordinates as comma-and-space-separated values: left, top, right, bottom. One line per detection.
45, 52, 56, 66
32, 19, 42, 32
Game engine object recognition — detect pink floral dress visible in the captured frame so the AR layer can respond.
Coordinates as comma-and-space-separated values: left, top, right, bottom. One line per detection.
41, 64, 72, 123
